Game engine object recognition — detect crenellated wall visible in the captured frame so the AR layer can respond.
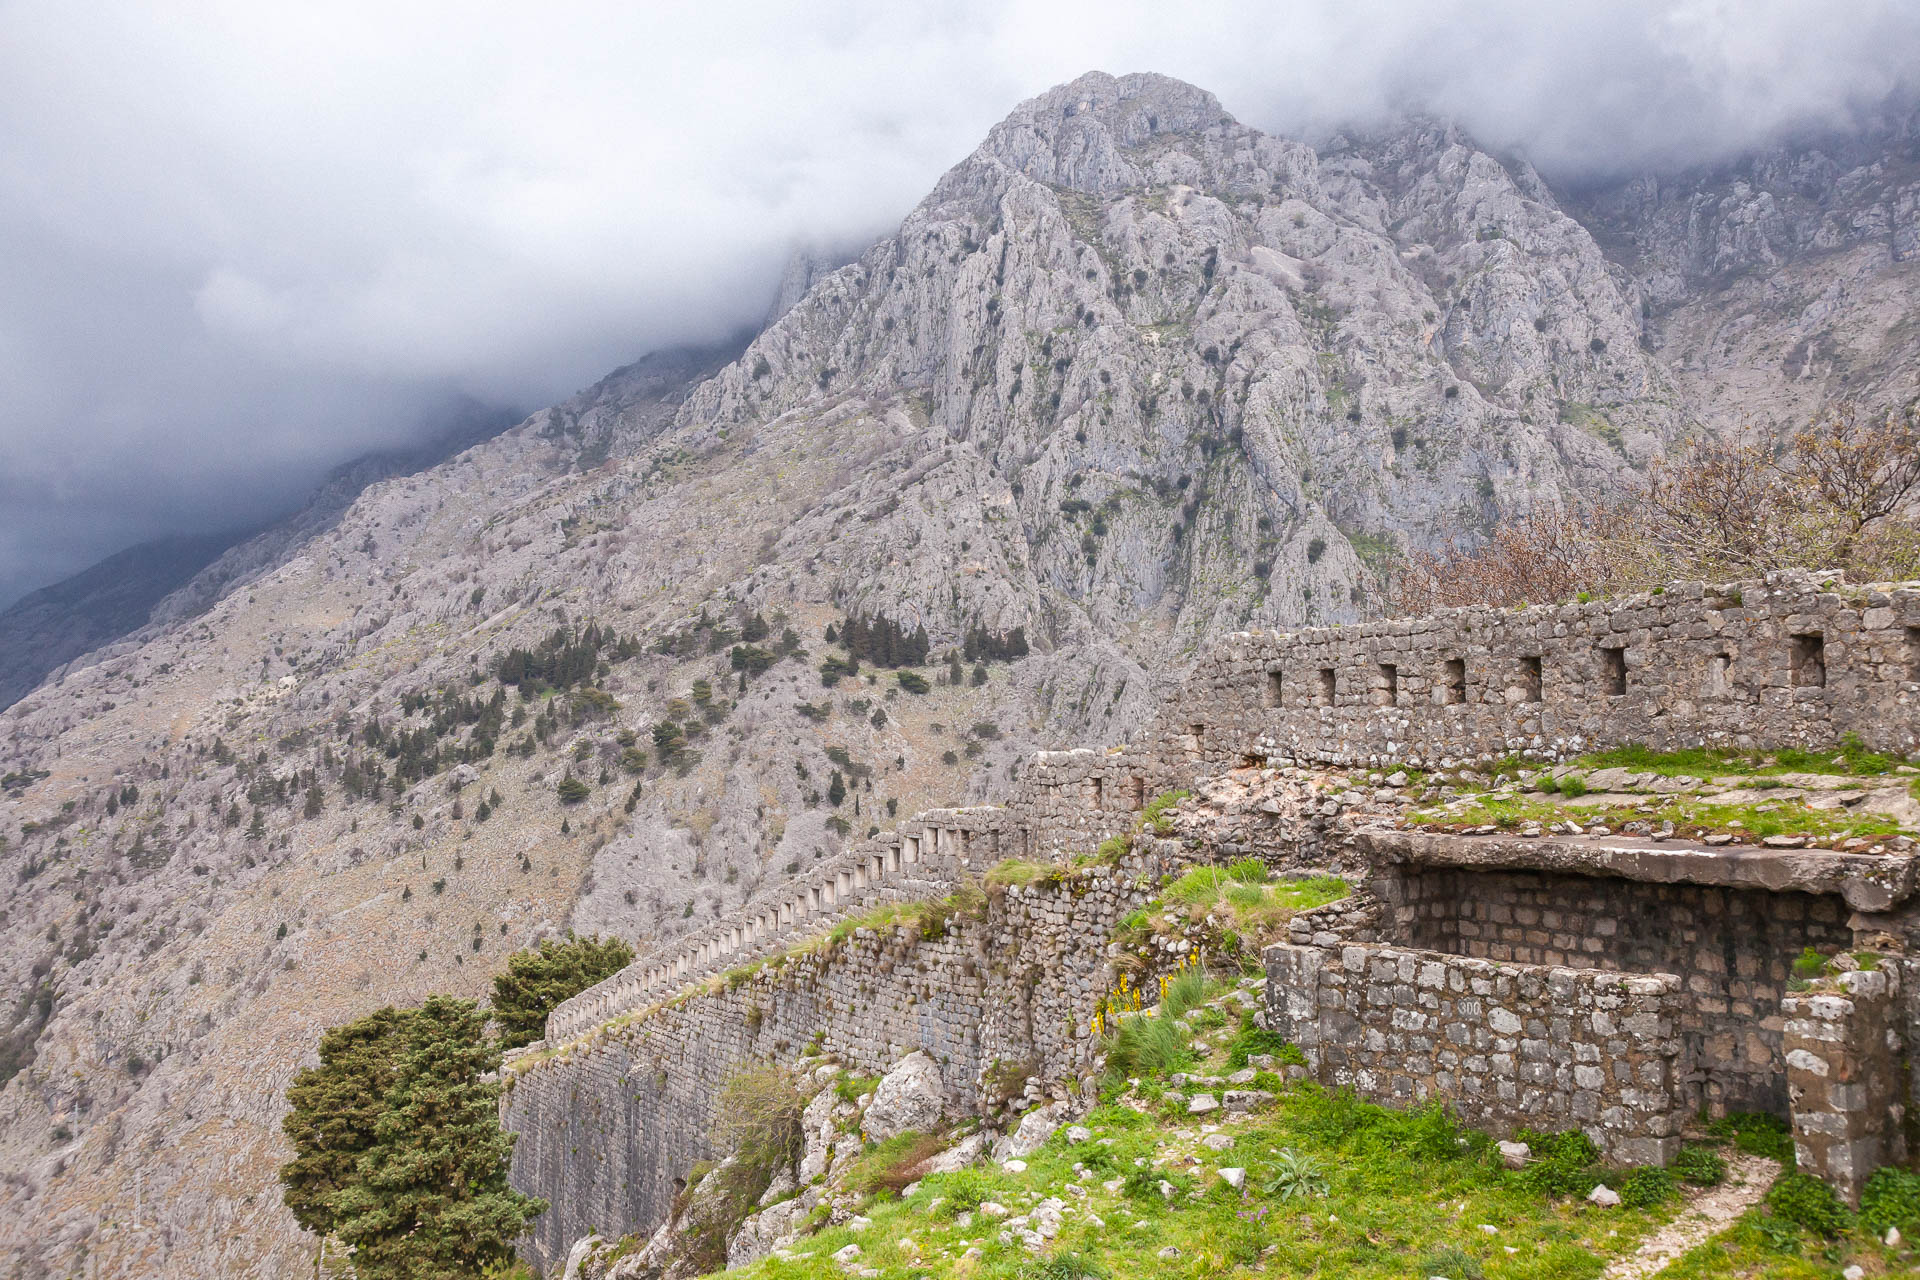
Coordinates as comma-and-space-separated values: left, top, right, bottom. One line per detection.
507, 571, 1920, 1261
504, 844, 1182, 1270
551, 572, 1920, 1050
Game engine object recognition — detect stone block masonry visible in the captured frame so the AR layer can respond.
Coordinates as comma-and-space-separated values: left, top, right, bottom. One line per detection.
547, 572, 1920, 1052
1145, 572, 1920, 778
504, 843, 1184, 1271
1265, 942, 1688, 1165
510, 570, 1920, 1261
1782, 967, 1910, 1204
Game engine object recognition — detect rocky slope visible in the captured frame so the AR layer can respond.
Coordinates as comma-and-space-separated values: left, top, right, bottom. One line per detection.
0, 70, 1913, 1278
0, 398, 522, 713
1572, 95, 1920, 433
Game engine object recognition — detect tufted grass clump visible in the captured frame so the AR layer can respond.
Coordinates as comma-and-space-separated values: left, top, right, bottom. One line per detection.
1766, 1171, 1851, 1238
1673, 1142, 1727, 1186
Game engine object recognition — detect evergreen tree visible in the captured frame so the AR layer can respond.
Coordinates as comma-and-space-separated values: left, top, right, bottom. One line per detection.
280, 1006, 414, 1237
328, 997, 545, 1280
303, 785, 324, 819
490, 934, 635, 1051
827, 770, 847, 807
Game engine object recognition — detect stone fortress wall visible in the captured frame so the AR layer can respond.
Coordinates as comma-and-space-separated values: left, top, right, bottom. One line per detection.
549, 570, 1920, 1043
505, 842, 1184, 1269
507, 571, 1920, 1259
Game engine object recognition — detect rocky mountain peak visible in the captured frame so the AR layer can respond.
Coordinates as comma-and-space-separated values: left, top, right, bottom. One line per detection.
965, 70, 1235, 194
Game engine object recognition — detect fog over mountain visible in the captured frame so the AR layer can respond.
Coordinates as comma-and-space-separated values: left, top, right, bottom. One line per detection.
1, 0, 1916, 609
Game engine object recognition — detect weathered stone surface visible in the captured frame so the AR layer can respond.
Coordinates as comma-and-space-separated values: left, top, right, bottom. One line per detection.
863, 1051, 948, 1142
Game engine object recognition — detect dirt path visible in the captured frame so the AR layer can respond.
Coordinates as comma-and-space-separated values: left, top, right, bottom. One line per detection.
1602, 1154, 1782, 1280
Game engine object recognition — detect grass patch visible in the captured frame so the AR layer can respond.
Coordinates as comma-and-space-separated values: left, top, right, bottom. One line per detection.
707, 973, 1916, 1280
839, 1130, 949, 1196
1572, 735, 1909, 781
1413, 791, 1910, 843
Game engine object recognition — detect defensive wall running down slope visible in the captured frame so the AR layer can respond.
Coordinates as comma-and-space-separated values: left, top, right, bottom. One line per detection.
505, 571, 1920, 1264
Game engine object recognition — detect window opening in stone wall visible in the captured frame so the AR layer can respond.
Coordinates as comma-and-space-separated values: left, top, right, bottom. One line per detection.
1263, 668, 1283, 708
1601, 646, 1627, 696
1089, 776, 1104, 809
1442, 657, 1466, 705
1376, 664, 1398, 706
1186, 723, 1205, 758
1706, 653, 1733, 699
1520, 655, 1542, 703
1907, 627, 1920, 683
1317, 667, 1336, 706
1126, 776, 1145, 810
1790, 633, 1826, 688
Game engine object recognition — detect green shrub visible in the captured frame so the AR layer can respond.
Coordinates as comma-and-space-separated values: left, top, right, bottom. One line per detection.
1394, 1101, 1466, 1162
895, 671, 931, 694
1766, 1172, 1849, 1238
927, 1167, 997, 1214
1224, 857, 1268, 883
1791, 947, 1828, 980
1674, 1143, 1727, 1186
1558, 773, 1588, 797
1619, 1166, 1678, 1207
712, 1064, 805, 1172
1705, 1111, 1794, 1163
490, 933, 635, 1050
1860, 1165, 1920, 1236
1513, 1128, 1601, 1196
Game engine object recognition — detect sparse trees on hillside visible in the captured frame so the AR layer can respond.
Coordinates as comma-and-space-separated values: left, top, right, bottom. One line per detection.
1391, 403, 1920, 613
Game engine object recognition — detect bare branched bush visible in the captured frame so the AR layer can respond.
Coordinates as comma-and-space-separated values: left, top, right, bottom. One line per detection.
1388, 403, 1920, 614
712, 1063, 805, 1172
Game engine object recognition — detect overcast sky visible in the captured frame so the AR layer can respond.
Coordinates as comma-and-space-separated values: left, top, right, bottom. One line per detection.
2, 0, 1916, 610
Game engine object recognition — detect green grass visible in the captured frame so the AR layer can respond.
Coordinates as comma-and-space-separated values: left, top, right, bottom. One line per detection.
1412, 791, 1910, 843
1570, 736, 1911, 781
699, 973, 1915, 1280
707, 1077, 1662, 1280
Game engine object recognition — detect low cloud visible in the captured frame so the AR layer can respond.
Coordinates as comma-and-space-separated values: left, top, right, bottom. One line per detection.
1, 0, 1913, 606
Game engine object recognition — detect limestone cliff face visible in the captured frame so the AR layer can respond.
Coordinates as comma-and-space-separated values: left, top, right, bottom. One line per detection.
1571, 96, 1920, 431
0, 71, 1913, 1279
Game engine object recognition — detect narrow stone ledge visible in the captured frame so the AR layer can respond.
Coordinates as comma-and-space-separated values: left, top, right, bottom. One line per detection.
1358, 829, 1919, 912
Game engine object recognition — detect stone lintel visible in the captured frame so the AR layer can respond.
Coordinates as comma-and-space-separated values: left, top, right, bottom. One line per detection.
1358, 830, 1917, 912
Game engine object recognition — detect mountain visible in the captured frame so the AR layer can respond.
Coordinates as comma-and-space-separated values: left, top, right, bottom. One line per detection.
0, 533, 249, 712
0, 397, 525, 714
0, 71, 1913, 1278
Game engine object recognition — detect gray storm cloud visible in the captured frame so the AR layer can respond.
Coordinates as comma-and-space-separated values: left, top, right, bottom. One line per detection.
1, 0, 1915, 607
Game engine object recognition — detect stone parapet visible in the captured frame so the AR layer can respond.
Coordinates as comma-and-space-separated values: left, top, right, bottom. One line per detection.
1782, 966, 1909, 1204
1265, 940, 1688, 1164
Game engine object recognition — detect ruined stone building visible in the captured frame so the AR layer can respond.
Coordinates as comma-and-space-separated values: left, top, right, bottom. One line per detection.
505, 571, 1920, 1267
